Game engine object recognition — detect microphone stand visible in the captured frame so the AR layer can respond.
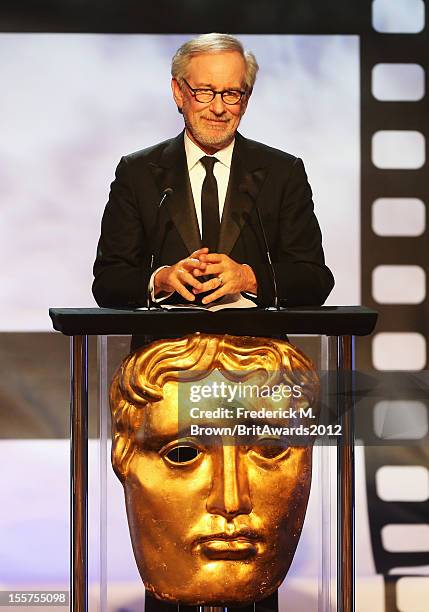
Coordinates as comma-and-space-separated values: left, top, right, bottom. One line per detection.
254, 206, 280, 310
241, 202, 280, 311
147, 187, 173, 309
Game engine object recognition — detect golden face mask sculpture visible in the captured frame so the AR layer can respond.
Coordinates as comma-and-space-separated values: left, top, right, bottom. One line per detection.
110, 333, 319, 606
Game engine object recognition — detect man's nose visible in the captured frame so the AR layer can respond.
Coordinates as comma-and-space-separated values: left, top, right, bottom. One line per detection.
206, 445, 252, 519
209, 93, 227, 115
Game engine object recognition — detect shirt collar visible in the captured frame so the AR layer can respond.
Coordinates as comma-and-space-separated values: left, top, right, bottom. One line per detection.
184, 130, 235, 171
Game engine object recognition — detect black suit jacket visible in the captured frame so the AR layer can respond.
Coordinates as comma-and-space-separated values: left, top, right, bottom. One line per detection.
93, 132, 334, 308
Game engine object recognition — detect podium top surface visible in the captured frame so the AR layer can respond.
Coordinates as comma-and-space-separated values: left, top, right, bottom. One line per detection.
49, 306, 377, 337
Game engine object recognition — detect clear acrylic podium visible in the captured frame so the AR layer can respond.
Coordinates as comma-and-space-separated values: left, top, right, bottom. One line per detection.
49, 306, 377, 612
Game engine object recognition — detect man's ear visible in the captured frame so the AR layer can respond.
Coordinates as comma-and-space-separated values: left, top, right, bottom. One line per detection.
171, 78, 184, 113
240, 90, 251, 115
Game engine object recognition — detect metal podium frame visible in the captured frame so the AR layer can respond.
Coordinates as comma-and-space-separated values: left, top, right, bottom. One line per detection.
50, 306, 377, 612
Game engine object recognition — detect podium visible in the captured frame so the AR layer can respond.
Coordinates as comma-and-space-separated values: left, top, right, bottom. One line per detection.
49, 306, 377, 612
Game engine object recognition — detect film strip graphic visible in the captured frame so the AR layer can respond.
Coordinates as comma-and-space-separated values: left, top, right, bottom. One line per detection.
360, 2, 429, 611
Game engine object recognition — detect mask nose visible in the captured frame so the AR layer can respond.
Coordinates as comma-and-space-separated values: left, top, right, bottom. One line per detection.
206, 444, 252, 519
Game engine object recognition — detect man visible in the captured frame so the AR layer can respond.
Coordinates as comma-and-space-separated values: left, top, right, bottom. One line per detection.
110, 333, 319, 605
93, 33, 334, 308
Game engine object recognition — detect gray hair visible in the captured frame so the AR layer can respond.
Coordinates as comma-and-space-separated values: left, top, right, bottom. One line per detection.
171, 33, 259, 92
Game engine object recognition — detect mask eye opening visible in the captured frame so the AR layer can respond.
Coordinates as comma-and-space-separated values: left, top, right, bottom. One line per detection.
163, 444, 201, 465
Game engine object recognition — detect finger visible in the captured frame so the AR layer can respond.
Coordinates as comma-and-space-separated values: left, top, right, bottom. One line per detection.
194, 263, 223, 276
190, 247, 209, 258
202, 285, 228, 304
176, 269, 204, 290
182, 257, 206, 271
199, 252, 223, 263
192, 265, 209, 277
171, 278, 196, 301
192, 276, 223, 294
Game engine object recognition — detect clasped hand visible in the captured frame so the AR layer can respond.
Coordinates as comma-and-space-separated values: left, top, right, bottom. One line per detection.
154, 248, 257, 304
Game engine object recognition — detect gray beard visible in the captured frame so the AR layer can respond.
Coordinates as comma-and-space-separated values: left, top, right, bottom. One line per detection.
184, 118, 236, 151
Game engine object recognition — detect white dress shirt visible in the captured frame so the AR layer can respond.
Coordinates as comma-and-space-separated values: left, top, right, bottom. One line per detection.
184, 131, 234, 234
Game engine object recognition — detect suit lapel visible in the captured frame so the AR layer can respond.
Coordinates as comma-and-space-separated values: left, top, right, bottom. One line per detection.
218, 133, 268, 255
148, 132, 268, 256
149, 133, 201, 254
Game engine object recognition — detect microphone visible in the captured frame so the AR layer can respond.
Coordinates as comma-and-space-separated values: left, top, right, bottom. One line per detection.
240, 189, 280, 310
147, 187, 173, 309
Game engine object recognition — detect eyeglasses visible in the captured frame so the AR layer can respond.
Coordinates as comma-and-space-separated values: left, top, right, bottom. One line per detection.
182, 78, 246, 105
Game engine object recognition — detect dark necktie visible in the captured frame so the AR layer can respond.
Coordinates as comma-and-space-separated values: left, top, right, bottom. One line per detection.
200, 156, 220, 251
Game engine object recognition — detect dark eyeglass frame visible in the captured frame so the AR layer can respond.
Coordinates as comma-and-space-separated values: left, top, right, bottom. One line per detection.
182, 78, 246, 105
